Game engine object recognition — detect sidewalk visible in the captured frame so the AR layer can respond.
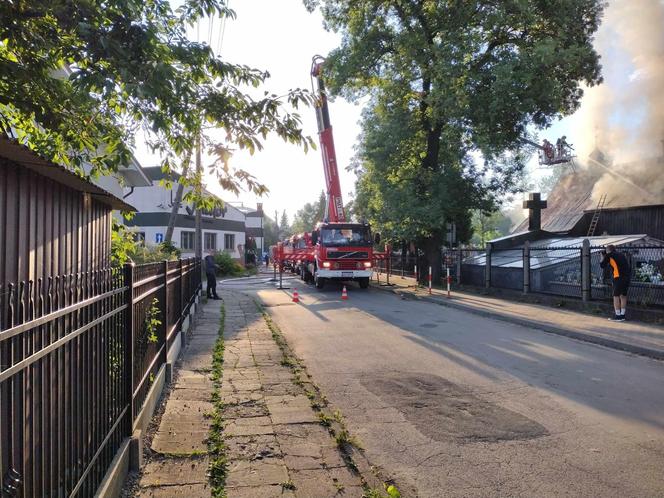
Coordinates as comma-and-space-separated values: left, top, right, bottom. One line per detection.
134, 299, 221, 496
220, 291, 364, 497
373, 274, 664, 360
133, 290, 366, 497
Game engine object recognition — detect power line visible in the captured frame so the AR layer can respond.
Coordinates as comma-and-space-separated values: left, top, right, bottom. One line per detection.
208, 15, 214, 47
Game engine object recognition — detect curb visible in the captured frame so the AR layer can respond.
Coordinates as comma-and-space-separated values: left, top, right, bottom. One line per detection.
371, 284, 664, 361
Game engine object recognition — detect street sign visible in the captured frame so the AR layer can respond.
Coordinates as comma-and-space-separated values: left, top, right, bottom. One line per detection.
156, 233, 164, 243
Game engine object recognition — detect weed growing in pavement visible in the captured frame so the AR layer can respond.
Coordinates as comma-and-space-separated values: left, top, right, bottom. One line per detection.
208, 303, 228, 498
280, 480, 296, 490
255, 300, 399, 495
362, 483, 402, 498
318, 412, 333, 427
335, 429, 362, 449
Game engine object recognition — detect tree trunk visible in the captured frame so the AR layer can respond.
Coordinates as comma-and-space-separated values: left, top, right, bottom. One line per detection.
194, 137, 202, 259
423, 236, 443, 286
165, 152, 192, 244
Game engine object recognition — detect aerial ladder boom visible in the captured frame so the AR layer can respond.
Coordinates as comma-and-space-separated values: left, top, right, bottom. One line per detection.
311, 55, 346, 222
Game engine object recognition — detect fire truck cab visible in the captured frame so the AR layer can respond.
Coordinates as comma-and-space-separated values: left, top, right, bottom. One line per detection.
308, 222, 378, 289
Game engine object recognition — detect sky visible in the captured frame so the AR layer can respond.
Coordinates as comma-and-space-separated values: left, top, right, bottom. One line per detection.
133, 0, 652, 224
135, 0, 364, 222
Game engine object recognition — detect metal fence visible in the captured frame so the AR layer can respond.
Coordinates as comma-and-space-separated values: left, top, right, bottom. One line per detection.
530, 246, 583, 298
590, 246, 664, 307
376, 245, 664, 308
0, 258, 201, 497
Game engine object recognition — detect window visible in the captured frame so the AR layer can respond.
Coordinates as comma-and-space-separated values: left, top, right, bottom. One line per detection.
320, 226, 372, 247
224, 234, 235, 251
181, 231, 195, 251
204, 232, 217, 251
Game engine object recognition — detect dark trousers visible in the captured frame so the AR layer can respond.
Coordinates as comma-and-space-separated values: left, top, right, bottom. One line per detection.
206, 273, 218, 298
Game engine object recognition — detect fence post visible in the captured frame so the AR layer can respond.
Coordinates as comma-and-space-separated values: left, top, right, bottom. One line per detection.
162, 260, 169, 364
123, 262, 135, 432
386, 244, 391, 286
582, 239, 591, 302
456, 248, 462, 285
485, 243, 492, 290
523, 241, 530, 294
179, 259, 184, 316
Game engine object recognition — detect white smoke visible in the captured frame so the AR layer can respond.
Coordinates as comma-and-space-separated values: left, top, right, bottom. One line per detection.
570, 0, 664, 206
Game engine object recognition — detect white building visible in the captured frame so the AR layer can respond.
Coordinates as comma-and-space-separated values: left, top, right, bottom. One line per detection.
124, 167, 264, 260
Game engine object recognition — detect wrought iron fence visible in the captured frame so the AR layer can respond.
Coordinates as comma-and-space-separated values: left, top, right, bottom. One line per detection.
530, 246, 583, 298
0, 258, 201, 497
374, 253, 420, 279
378, 245, 664, 308
590, 246, 664, 307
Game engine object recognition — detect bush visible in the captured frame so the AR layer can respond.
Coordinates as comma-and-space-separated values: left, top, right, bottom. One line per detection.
214, 251, 245, 276
111, 221, 181, 266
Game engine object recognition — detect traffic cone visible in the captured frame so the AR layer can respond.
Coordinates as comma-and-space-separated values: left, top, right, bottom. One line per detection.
292, 288, 300, 303
341, 286, 348, 300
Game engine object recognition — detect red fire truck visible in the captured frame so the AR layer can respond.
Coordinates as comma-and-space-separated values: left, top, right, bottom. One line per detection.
272, 56, 388, 289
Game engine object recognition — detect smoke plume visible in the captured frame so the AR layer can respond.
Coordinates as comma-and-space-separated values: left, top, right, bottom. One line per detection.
570, 0, 664, 207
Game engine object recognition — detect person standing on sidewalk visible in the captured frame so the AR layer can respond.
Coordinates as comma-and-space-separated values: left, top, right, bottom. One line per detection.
205, 251, 221, 300
600, 244, 630, 321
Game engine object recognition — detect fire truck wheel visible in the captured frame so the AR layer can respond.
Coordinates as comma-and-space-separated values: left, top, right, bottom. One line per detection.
300, 265, 306, 281
359, 277, 369, 289
315, 275, 326, 289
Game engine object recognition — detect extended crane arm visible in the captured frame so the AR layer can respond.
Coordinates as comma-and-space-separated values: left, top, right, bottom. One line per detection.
311, 56, 346, 223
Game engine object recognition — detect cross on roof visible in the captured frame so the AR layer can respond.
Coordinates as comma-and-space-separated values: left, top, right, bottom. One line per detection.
523, 193, 547, 231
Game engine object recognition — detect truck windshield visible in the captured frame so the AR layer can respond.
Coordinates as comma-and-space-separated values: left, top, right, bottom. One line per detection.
320, 227, 372, 247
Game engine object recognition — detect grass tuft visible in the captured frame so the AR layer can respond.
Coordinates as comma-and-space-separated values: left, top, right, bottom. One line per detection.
208, 303, 228, 497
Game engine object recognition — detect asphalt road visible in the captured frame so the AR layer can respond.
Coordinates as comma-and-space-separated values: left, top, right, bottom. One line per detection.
224, 274, 664, 498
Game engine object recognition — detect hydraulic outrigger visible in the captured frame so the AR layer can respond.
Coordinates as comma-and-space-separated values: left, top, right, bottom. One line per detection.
272, 56, 389, 289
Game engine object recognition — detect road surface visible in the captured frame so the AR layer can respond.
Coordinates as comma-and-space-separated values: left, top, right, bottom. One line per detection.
223, 274, 664, 497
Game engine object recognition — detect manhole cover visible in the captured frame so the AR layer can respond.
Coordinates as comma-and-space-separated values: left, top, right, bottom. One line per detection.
362, 373, 547, 443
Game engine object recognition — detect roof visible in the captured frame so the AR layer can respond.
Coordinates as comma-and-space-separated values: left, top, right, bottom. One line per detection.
117, 155, 151, 187
142, 166, 181, 182
514, 155, 664, 235
514, 169, 594, 233
0, 136, 135, 211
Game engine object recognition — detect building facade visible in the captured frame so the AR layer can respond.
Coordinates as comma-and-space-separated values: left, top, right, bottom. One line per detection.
125, 167, 263, 260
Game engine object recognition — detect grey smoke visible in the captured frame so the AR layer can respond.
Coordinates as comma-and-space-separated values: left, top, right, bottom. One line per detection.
570, 0, 664, 207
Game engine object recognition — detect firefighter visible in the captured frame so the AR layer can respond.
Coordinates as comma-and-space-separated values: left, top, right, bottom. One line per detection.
600, 245, 630, 321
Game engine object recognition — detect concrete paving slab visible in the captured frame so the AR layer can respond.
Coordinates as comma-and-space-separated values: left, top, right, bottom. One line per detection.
135, 484, 211, 497
225, 458, 289, 487
226, 485, 295, 498
139, 457, 209, 486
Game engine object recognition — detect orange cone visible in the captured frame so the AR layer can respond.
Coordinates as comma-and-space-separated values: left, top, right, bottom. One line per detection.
292, 288, 300, 303
341, 286, 348, 300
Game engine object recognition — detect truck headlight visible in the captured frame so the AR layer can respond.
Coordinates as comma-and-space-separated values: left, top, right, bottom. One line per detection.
322, 261, 331, 268
364, 262, 372, 268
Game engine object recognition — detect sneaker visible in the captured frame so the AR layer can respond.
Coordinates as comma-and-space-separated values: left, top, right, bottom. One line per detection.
608, 314, 625, 321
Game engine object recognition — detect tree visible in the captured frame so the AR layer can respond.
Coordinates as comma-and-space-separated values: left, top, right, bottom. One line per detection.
291, 191, 326, 233
1, 0, 314, 205
306, 0, 604, 282
470, 209, 512, 246
263, 215, 279, 248
279, 210, 291, 237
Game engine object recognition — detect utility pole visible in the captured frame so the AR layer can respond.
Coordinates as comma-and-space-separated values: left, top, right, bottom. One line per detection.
195, 136, 202, 259
275, 209, 279, 241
